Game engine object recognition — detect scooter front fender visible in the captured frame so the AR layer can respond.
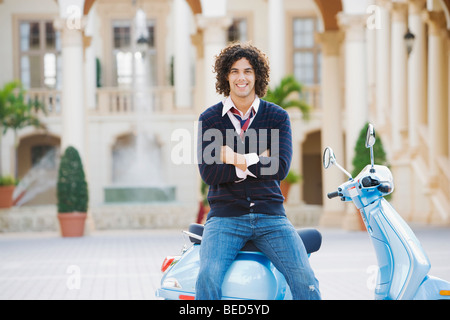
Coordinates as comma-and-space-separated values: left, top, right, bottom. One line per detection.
413, 275, 450, 300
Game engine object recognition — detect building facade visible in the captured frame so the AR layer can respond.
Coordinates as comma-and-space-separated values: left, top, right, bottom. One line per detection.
0, 0, 449, 230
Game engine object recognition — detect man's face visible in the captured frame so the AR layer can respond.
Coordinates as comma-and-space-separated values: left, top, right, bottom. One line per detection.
227, 58, 256, 100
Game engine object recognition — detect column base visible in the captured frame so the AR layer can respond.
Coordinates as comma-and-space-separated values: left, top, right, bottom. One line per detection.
319, 209, 346, 228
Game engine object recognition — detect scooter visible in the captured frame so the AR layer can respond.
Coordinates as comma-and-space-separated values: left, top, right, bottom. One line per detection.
155, 223, 322, 300
323, 123, 450, 300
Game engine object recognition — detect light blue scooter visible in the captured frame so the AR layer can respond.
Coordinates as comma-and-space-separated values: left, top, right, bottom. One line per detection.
155, 225, 322, 300
323, 123, 450, 300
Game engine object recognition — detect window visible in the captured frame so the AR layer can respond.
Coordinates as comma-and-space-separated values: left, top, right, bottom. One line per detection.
228, 18, 248, 43
292, 17, 321, 85
19, 20, 61, 89
112, 19, 157, 87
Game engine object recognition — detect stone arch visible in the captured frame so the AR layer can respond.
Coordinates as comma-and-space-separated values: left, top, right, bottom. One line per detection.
301, 130, 323, 205
15, 133, 61, 206
313, 0, 343, 31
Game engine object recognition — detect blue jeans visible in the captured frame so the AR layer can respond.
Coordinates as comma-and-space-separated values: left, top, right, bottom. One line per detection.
195, 213, 321, 300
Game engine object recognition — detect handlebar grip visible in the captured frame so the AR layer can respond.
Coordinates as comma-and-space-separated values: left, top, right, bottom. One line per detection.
327, 191, 340, 199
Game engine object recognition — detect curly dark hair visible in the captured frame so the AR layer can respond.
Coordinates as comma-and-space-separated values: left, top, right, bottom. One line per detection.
214, 42, 270, 97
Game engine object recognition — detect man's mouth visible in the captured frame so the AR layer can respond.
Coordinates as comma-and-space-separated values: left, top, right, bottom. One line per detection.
236, 83, 247, 88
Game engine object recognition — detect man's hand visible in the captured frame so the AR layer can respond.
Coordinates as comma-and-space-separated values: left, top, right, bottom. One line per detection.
221, 145, 247, 171
259, 149, 270, 157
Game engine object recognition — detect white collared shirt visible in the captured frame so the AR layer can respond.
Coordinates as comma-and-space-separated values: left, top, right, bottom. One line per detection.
222, 96, 260, 181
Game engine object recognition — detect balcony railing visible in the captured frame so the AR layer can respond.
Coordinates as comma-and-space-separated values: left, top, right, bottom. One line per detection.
28, 86, 177, 117
26, 89, 61, 117
28, 84, 320, 117
95, 86, 176, 115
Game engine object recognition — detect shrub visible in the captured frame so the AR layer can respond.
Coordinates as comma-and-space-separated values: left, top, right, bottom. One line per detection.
57, 146, 88, 213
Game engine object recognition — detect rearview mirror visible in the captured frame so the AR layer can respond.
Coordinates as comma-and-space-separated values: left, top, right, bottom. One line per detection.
365, 123, 376, 148
323, 147, 336, 169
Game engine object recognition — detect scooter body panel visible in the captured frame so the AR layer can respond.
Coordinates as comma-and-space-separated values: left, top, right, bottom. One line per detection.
362, 199, 431, 299
156, 244, 291, 300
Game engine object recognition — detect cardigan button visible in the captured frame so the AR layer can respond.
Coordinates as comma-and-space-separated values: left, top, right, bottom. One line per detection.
249, 208, 254, 213
247, 197, 251, 201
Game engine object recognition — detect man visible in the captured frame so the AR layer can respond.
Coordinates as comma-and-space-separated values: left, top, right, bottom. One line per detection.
196, 42, 320, 300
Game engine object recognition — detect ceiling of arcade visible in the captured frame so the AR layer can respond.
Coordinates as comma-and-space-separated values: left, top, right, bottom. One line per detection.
80, 0, 449, 33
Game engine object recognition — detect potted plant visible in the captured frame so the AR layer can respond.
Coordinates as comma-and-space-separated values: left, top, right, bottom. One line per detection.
264, 75, 310, 203
0, 81, 46, 207
0, 175, 17, 208
57, 146, 89, 237
264, 74, 311, 119
280, 170, 301, 202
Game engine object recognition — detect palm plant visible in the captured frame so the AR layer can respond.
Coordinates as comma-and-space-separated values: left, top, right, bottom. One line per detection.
264, 75, 311, 197
264, 75, 311, 120
0, 81, 46, 177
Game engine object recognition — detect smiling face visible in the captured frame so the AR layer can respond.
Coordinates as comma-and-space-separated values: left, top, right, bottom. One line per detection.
227, 58, 256, 106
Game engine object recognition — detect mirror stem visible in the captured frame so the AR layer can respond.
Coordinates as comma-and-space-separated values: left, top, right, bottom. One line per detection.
335, 162, 353, 180
370, 146, 375, 173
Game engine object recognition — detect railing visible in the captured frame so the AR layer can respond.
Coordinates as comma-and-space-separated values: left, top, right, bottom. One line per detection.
28, 87, 178, 117
301, 84, 321, 111
26, 89, 61, 117
94, 86, 176, 115
29, 85, 319, 116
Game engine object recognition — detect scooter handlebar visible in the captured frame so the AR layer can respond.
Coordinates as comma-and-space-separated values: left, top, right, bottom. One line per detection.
327, 191, 340, 199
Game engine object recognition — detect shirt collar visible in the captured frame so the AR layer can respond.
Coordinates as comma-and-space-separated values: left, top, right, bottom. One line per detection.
222, 96, 260, 117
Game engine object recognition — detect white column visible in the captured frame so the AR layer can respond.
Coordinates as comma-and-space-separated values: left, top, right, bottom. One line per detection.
423, 10, 447, 176
174, 0, 192, 109
375, 0, 391, 127
316, 31, 346, 227
390, 3, 408, 154
407, 0, 427, 150
268, 0, 285, 87
84, 8, 96, 110
338, 13, 369, 171
196, 15, 232, 108
54, 14, 86, 158
338, 13, 369, 230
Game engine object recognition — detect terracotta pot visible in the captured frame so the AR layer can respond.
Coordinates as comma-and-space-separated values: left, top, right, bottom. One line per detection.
280, 181, 291, 202
0, 185, 15, 208
57, 212, 87, 237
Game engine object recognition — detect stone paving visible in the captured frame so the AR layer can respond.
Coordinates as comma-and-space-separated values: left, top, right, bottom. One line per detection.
0, 226, 449, 300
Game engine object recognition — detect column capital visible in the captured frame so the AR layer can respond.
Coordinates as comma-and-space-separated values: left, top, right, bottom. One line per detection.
391, 2, 408, 22
337, 13, 368, 42
53, 16, 87, 47
407, 0, 427, 14
315, 31, 344, 56
422, 11, 447, 35
195, 15, 232, 45
195, 15, 232, 31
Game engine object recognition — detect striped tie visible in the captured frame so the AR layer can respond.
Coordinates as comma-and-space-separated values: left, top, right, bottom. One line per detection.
230, 107, 255, 140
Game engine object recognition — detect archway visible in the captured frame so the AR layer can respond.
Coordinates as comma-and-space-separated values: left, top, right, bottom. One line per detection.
301, 130, 322, 205
16, 134, 61, 206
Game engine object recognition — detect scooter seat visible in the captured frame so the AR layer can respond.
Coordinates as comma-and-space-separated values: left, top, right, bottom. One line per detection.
188, 223, 322, 255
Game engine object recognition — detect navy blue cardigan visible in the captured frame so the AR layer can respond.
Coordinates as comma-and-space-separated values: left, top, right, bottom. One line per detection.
197, 99, 292, 219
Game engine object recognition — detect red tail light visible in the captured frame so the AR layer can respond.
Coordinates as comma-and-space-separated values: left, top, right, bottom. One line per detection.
161, 256, 176, 272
